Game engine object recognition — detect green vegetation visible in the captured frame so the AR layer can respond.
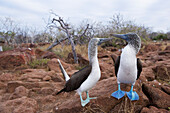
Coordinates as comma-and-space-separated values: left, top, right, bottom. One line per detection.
152, 34, 168, 40
2, 45, 14, 51
28, 59, 50, 68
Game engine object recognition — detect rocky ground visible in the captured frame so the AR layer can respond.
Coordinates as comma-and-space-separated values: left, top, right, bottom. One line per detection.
0, 41, 169, 113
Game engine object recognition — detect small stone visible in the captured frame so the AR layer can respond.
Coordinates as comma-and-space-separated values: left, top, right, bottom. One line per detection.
43, 76, 51, 81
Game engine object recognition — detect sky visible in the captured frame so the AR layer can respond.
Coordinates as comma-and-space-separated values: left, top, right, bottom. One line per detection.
0, 0, 170, 32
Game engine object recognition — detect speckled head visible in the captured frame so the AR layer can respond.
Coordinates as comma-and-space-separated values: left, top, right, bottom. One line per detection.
88, 38, 112, 63
111, 33, 141, 53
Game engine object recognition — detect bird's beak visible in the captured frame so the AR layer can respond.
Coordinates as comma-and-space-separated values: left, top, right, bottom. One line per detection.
110, 34, 128, 41
98, 38, 113, 45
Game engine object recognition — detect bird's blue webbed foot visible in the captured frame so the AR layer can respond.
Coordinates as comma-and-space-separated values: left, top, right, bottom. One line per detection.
111, 84, 125, 99
80, 91, 97, 107
81, 99, 90, 107
126, 85, 139, 101
86, 91, 97, 100
80, 94, 89, 107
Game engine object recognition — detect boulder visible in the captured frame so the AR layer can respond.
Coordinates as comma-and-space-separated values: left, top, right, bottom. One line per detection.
9, 86, 29, 99
53, 77, 149, 113
40, 87, 54, 95
0, 48, 34, 70
161, 85, 170, 95
141, 106, 169, 113
165, 46, 170, 50
152, 65, 170, 82
98, 53, 110, 58
0, 82, 6, 89
110, 53, 118, 64
144, 44, 159, 52
35, 48, 58, 59
0, 73, 16, 82
148, 80, 162, 89
142, 83, 170, 109
67, 52, 89, 65
6, 81, 53, 93
142, 67, 155, 81
20, 69, 55, 82
158, 50, 170, 56
50, 73, 64, 82
0, 97, 38, 113
43, 75, 52, 81
47, 58, 74, 73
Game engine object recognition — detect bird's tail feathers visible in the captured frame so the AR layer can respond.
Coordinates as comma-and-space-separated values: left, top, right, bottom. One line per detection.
57, 59, 70, 81
111, 55, 116, 64
56, 88, 65, 95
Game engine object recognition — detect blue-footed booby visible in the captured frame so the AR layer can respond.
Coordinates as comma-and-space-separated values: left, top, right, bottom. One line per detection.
56, 38, 113, 106
110, 33, 142, 101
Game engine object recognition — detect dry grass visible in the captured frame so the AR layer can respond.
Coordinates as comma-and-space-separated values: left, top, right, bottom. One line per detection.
38, 43, 104, 59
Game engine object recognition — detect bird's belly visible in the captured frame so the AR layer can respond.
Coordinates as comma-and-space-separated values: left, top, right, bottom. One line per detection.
117, 65, 137, 84
77, 69, 101, 94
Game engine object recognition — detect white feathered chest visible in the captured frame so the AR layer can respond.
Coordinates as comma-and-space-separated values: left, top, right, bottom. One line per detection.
117, 45, 137, 84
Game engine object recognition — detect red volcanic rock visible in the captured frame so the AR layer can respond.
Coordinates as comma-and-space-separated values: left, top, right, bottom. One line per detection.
142, 67, 155, 81
158, 50, 170, 56
161, 85, 170, 95
0, 82, 6, 89
152, 65, 170, 82
0, 42, 170, 112
110, 53, 118, 64
53, 77, 119, 113
148, 80, 162, 89
6, 81, 53, 93
0, 97, 38, 113
141, 106, 169, 113
165, 46, 170, 50
35, 48, 58, 59
53, 77, 149, 113
40, 87, 54, 95
6, 81, 24, 93
144, 44, 159, 52
98, 53, 110, 58
67, 70, 79, 76
9, 86, 29, 99
20, 69, 55, 82
0, 73, 16, 82
67, 52, 89, 65
47, 58, 74, 73
0, 48, 34, 70
43, 75, 52, 81
142, 83, 170, 109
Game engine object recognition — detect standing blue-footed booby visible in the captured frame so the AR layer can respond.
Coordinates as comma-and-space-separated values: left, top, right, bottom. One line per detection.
110, 33, 142, 101
56, 38, 113, 106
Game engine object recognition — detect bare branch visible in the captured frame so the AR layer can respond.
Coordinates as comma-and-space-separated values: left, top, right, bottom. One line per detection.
46, 37, 68, 51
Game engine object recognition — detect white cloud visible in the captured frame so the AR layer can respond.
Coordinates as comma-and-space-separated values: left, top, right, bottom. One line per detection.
0, 0, 170, 32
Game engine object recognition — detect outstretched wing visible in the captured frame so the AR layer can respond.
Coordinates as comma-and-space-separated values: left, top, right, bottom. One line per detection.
114, 56, 121, 77
64, 65, 92, 92
137, 58, 142, 80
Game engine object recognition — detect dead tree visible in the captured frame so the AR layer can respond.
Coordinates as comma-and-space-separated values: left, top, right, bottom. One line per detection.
47, 15, 78, 63
74, 23, 94, 45
47, 13, 94, 64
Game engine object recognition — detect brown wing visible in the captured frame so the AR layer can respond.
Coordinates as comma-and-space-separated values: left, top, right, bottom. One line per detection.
137, 58, 142, 80
114, 56, 120, 77
64, 65, 92, 92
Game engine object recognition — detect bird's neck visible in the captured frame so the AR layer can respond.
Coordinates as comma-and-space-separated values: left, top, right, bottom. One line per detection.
128, 39, 141, 54
88, 45, 98, 66
122, 44, 137, 56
